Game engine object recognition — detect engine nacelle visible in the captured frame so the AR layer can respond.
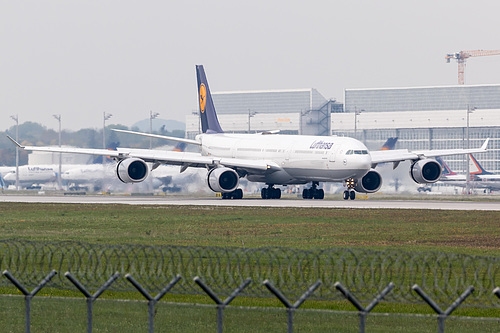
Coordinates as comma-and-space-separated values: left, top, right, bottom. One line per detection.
410, 159, 442, 184
353, 169, 382, 193
116, 158, 149, 183
207, 167, 239, 193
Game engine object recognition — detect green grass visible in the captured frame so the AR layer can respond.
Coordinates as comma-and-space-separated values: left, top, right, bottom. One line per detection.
1, 294, 499, 333
0, 203, 499, 256
1, 202, 499, 331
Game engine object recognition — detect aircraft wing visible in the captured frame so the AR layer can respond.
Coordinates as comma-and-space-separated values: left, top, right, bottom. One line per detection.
7, 135, 281, 174
119, 149, 282, 173
370, 139, 489, 165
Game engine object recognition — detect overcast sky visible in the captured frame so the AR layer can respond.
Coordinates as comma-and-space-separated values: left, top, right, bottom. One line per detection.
2, 0, 500, 132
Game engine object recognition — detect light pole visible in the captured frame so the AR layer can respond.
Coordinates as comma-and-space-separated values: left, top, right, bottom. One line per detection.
10, 115, 19, 190
103, 112, 112, 149
53, 114, 62, 190
354, 109, 363, 136
248, 110, 256, 133
102, 112, 113, 191
465, 105, 475, 195
149, 111, 160, 149
192, 111, 201, 134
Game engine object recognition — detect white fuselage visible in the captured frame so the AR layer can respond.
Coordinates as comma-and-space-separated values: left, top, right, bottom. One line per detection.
196, 133, 372, 185
3, 165, 58, 185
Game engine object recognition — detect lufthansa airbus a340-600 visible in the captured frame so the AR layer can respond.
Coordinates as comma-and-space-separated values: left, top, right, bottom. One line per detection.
8, 65, 489, 200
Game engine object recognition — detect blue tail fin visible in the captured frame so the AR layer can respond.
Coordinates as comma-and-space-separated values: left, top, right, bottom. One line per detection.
196, 65, 224, 134
172, 142, 187, 152
435, 156, 457, 176
380, 137, 398, 150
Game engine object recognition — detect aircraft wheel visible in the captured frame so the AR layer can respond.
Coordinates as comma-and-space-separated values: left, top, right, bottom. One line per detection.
349, 191, 356, 200
317, 189, 324, 200
343, 191, 349, 200
274, 188, 281, 199
234, 189, 243, 199
261, 188, 268, 199
303, 188, 312, 199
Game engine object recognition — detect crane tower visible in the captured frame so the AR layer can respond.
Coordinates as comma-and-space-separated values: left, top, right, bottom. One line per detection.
445, 49, 500, 85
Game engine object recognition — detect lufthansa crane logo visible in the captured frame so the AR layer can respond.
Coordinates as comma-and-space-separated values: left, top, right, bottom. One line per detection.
199, 83, 207, 113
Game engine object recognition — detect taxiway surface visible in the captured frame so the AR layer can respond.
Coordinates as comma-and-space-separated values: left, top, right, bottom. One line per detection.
0, 194, 499, 211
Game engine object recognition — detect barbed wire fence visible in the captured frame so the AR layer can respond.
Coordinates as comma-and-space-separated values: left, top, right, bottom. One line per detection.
1, 239, 499, 307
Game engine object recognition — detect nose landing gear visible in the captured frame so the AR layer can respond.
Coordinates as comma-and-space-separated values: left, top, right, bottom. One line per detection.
343, 178, 356, 200
343, 190, 356, 200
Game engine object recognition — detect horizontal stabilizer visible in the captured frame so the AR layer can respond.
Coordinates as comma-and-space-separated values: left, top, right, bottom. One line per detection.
112, 129, 201, 146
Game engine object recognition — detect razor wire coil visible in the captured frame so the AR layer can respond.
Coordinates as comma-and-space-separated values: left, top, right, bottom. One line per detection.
0, 239, 498, 307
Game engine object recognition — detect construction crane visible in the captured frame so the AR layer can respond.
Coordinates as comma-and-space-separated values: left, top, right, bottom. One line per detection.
445, 49, 500, 85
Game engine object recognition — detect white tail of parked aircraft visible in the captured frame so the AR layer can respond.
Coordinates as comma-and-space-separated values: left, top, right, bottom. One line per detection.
7, 65, 489, 200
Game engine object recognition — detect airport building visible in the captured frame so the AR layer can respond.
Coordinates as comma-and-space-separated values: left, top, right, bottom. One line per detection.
338, 85, 500, 173
185, 84, 500, 174
185, 89, 342, 137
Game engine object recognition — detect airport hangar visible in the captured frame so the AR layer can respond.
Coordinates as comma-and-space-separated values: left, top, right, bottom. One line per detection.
186, 84, 500, 174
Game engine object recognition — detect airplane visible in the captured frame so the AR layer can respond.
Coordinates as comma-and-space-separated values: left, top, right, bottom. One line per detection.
436, 155, 500, 191
6, 65, 490, 200
2, 165, 58, 188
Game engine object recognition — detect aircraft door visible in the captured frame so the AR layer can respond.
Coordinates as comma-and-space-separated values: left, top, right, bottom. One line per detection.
328, 147, 336, 162
283, 143, 293, 166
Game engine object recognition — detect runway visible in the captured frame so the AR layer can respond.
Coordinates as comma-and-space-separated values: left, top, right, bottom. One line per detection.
1, 194, 499, 211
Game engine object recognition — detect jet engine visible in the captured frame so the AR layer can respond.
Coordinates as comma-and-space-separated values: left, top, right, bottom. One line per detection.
207, 167, 239, 193
410, 159, 442, 184
353, 169, 382, 193
116, 158, 149, 183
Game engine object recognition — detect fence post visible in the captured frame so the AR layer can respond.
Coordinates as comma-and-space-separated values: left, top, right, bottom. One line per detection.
412, 284, 474, 333
2, 269, 57, 333
334, 282, 394, 333
126, 274, 182, 333
193, 276, 252, 333
263, 279, 321, 333
65, 271, 120, 333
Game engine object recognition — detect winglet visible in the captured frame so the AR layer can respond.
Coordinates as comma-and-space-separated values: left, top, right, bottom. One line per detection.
6, 135, 24, 148
480, 138, 490, 151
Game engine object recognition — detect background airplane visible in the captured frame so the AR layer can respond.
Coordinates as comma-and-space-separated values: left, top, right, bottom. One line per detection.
436, 155, 500, 192
2, 165, 58, 189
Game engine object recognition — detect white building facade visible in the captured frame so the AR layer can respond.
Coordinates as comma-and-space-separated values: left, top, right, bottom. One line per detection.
185, 84, 500, 173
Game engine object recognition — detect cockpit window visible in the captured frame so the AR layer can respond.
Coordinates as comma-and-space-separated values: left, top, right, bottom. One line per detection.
346, 150, 368, 155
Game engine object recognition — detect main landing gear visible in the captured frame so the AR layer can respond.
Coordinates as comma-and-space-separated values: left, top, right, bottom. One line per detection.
221, 188, 243, 199
261, 184, 281, 199
302, 181, 324, 199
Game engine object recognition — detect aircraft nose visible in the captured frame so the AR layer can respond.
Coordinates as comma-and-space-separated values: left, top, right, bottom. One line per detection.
4, 173, 15, 181
352, 154, 372, 171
